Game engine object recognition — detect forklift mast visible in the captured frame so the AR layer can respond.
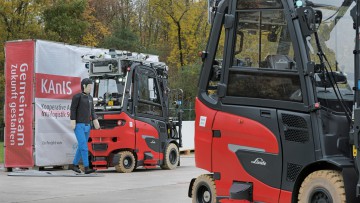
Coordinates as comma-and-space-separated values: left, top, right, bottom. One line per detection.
351, 0, 360, 196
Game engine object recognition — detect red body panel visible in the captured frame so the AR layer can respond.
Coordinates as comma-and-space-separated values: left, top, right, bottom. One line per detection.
104, 114, 122, 120
135, 119, 163, 162
220, 200, 251, 203
89, 113, 136, 158
279, 190, 292, 203
212, 111, 279, 155
194, 98, 218, 171
213, 154, 281, 203
195, 98, 288, 202
89, 112, 164, 167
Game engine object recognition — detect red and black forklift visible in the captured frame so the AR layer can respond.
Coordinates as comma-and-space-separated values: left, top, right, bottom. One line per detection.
83, 53, 183, 173
189, 0, 360, 202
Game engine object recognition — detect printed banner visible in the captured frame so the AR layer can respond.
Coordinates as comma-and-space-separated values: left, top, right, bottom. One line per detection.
3, 40, 160, 167
34, 40, 104, 166
35, 73, 81, 100
4, 40, 160, 167
4, 40, 35, 167
34, 98, 78, 166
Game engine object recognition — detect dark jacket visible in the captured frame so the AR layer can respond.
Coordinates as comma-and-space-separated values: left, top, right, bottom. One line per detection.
70, 92, 97, 124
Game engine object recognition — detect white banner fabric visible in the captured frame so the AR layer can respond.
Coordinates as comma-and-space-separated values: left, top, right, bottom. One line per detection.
34, 40, 104, 166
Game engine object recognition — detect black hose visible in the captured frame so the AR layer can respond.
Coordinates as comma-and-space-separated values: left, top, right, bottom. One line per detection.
313, 32, 353, 123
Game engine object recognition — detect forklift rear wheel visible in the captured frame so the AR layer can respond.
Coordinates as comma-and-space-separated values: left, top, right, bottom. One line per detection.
161, 143, 179, 170
192, 174, 216, 203
115, 151, 136, 173
298, 170, 346, 203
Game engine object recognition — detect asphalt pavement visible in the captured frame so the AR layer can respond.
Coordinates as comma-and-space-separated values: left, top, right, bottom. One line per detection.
0, 154, 206, 203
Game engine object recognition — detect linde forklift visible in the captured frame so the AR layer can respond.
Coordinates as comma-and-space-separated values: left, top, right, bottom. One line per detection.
188, 0, 360, 202
83, 52, 183, 173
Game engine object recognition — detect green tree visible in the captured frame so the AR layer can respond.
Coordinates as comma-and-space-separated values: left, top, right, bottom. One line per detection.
0, 0, 48, 125
179, 0, 209, 66
43, 0, 109, 46
150, 0, 190, 67
150, 0, 209, 68
81, 2, 110, 47
0, 0, 212, 123
43, 0, 88, 44
0, 0, 47, 41
169, 64, 201, 120
100, 22, 140, 51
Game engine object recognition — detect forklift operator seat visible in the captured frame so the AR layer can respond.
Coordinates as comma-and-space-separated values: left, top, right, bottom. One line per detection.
261, 55, 296, 70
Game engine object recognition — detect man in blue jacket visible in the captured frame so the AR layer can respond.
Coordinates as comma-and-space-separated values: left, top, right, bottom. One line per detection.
69, 78, 100, 174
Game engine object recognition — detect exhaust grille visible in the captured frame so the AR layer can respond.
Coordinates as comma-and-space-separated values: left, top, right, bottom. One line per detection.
98, 120, 118, 129
92, 143, 108, 151
282, 114, 309, 143
286, 163, 302, 182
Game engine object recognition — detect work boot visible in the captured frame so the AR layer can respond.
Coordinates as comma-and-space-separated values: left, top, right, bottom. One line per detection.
70, 164, 81, 173
84, 167, 96, 174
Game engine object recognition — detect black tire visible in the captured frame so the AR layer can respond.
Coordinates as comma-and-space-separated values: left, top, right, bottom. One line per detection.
115, 151, 136, 173
161, 143, 179, 170
5, 167, 13, 172
298, 170, 346, 203
192, 174, 216, 203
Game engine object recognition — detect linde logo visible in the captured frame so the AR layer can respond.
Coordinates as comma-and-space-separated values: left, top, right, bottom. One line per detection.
251, 158, 267, 166
36, 73, 81, 99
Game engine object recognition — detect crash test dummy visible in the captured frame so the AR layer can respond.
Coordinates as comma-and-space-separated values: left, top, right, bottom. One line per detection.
69, 78, 100, 174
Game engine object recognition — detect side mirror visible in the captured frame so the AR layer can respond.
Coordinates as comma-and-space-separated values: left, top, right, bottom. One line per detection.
297, 7, 321, 37
315, 10, 322, 29
315, 72, 348, 88
210, 60, 222, 81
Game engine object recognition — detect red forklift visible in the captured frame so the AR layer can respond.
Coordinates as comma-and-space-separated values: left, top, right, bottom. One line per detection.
189, 0, 360, 202
83, 53, 183, 173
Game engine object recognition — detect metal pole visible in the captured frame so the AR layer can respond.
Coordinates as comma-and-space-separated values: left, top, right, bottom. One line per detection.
352, 0, 360, 197
356, 0, 360, 107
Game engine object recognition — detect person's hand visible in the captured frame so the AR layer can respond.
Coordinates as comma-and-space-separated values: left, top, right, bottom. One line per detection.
93, 119, 100, 129
70, 120, 76, 130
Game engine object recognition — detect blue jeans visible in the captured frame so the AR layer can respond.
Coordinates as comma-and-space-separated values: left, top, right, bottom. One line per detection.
73, 123, 91, 167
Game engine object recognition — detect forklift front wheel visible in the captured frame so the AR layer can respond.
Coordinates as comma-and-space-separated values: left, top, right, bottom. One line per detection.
115, 151, 136, 173
192, 174, 216, 203
161, 143, 179, 170
298, 170, 346, 203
